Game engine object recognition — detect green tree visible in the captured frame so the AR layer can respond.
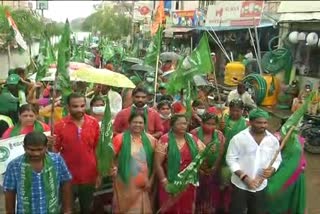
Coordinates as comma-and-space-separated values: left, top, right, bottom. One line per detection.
81, 5, 132, 40
45, 21, 64, 37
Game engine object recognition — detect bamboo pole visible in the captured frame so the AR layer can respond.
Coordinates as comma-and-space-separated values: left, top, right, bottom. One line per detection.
49, 72, 58, 138
257, 125, 296, 185
268, 125, 296, 168
7, 44, 11, 70
153, 54, 160, 107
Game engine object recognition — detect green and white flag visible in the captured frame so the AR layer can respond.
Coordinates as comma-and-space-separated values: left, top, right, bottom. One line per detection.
165, 141, 215, 195
96, 96, 114, 174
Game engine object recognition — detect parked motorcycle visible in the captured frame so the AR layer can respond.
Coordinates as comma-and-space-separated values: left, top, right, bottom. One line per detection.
300, 114, 320, 154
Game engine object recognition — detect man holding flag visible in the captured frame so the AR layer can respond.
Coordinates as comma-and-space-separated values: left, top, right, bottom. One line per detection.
226, 109, 282, 214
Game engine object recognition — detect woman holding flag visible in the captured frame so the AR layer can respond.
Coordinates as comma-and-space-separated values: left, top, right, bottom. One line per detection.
154, 114, 205, 213
190, 111, 225, 213
112, 112, 156, 213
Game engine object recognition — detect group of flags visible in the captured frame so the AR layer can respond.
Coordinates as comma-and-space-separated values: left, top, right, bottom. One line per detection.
4, 6, 307, 213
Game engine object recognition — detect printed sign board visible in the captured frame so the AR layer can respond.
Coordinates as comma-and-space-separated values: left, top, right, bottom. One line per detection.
133, 1, 153, 21
36, 0, 48, 10
205, 1, 264, 27
166, 9, 205, 28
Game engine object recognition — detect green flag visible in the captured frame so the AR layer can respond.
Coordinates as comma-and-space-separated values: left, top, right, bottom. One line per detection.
96, 96, 114, 175
36, 33, 55, 81
167, 33, 213, 95
102, 41, 115, 62
71, 36, 83, 62
144, 26, 163, 67
165, 141, 215, 195
265, 92, 314, 213
56, 20, 72, 115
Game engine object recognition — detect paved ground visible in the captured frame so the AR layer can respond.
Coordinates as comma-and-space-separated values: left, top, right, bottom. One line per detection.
305, 152, 320, 214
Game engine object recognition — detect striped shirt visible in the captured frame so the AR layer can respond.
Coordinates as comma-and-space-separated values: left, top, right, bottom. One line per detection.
3, 152, 72, 214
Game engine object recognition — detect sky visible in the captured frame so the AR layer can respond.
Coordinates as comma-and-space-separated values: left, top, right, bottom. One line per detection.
36, 1, 100, 22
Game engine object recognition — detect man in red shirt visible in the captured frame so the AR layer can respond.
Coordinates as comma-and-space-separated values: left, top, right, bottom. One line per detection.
54, 93, 101, 214
113, 87, 164, 138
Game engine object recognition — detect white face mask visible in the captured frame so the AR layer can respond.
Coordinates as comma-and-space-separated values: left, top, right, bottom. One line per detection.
197, 109, 205, 115
92, 106, 105, 114
160, 113, 171, 120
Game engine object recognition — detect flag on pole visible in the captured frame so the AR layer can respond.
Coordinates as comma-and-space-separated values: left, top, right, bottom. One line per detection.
165, 141, 215, 195
56, 20, 72, 116
144, 26, 163, 67
96, 96, 114, 175
167, 33, 213, 95
265, 92, 314, 213
5, 10, 28, 50
36, 33, 55, 81
151, 0, 165, 36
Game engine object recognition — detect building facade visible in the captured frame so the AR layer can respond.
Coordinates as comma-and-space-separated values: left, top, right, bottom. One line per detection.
1, 1, 29, 9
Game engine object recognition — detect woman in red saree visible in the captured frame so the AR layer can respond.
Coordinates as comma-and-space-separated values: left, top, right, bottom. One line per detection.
154, 114, 205, 214
190, 112, 225, 213
112, 113, 156, 213
2, 104, 50, 139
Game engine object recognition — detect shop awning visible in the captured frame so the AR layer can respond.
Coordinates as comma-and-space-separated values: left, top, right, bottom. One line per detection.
164, 27, 194, 37
279, 12, 320, 22
164, 27, 194, 33
196, 20, 273, 32
278, 1, 320, 22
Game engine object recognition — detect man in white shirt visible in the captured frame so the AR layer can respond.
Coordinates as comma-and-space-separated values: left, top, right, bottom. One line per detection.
226, 108, 282, 214
227, 83, 257, 109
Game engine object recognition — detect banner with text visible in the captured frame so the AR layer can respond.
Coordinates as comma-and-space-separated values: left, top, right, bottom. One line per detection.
166, 9, 205, 28
0, 132, 50, 176
205, 1, 264, 27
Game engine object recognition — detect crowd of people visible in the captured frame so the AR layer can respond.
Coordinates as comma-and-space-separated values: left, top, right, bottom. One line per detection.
0, 67, 289, 214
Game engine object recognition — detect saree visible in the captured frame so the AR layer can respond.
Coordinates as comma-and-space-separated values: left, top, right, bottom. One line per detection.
113, 133, 155, 213
191, 128, 225, 213
156, 133, 205, 214
265, 134, 307, 214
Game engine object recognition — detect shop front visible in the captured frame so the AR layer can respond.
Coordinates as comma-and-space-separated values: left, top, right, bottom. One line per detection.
277, 1, 320, 90
163, 9, 205, 53
201, 1, 278, 81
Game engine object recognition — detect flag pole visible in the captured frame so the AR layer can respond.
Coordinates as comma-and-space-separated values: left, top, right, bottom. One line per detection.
257, 125, 296, 185
153, 54, 160, 107
7, 44, 11, 70
49, 71, 58, 151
